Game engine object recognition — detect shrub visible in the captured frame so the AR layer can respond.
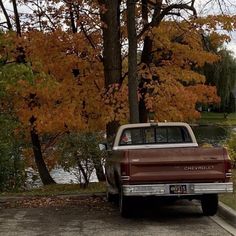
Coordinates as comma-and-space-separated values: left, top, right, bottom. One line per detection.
225, 132, 236, 168
0, 115, 26, 192
59, 132, 106, 188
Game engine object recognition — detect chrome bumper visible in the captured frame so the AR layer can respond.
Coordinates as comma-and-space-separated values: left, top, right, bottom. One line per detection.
122, 182, 233, 196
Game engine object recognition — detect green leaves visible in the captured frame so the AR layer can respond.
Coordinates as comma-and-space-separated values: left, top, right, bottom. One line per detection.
0, 114, 25, 192
58, 132, 106, 186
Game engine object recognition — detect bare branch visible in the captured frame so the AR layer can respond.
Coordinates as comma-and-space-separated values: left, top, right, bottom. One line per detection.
160, 3, 197, 19
0, 0, 12, 30
27, 0, 57, 29
138, 2, 197, 39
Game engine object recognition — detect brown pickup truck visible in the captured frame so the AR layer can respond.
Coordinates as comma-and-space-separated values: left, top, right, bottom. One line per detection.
104, 122, 233, 217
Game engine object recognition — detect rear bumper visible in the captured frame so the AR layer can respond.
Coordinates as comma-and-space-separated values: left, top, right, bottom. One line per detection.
122, 182, 233, 196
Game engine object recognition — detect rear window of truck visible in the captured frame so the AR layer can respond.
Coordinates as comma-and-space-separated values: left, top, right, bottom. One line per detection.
119, 126, 192, 146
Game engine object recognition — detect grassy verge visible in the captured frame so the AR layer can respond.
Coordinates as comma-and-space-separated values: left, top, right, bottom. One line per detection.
219, 169, 236, 210
0, 182, 106, 197
199, 112, 236, 126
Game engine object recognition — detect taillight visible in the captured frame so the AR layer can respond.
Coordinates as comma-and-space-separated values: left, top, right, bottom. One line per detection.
223, 148, 232, 180
120, 162, 130, 176
120, 151, 130, 182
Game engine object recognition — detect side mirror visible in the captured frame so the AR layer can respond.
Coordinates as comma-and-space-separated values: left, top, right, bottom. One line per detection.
99, 143, 107, 151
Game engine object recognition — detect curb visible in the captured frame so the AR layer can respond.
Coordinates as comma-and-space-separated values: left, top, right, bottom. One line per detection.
218, 202, 236, 228
0, 192, 106, 203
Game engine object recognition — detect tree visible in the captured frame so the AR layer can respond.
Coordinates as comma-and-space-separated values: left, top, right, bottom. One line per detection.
127, 0, 139, 123
59, 132, 106, 187
0, 60, 25, 191
203, 48, 236, 113
1, 0, 236, 186
0, 0, 13, 30
1, 29, 113, 184
137, 20, 223, 121
138, 0, 197, 122
0, 114, 25, 191
98, 0, 123, 139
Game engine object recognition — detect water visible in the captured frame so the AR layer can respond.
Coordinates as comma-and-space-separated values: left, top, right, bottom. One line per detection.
25, 167, 98, 189
26, 125, 235, 188
192, 125, 232, 146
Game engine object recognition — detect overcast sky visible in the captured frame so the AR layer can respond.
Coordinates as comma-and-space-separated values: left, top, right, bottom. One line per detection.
227, 34, 236, 55
1, 0, 236, 55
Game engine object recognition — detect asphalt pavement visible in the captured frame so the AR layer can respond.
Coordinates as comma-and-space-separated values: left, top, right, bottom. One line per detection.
0, 195, 235, 236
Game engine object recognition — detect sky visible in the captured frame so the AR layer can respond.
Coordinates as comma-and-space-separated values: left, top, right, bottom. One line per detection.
196, 0, 236, 55
1, 0, 236, 55
227, 34, 236, 55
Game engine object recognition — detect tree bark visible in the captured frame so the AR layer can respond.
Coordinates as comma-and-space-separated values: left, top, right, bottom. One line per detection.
139, 36, 154, 122
0, 0, 12, 30
139, 0, 153, 123
77, 162, 89, 187
30, 118, 56, 185
68, 3, 77, 33
99, 0, 122, 87
12, 0, 21, 36
99, 0, 122, 139
127, 0, 139, 123
94, 162, 106, 182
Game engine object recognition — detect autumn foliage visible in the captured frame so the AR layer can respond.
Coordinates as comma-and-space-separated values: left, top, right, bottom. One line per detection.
1, 0, 236, 185
137, 20, 223, 121
1, 5, 235, 133
4, 30, 128, 135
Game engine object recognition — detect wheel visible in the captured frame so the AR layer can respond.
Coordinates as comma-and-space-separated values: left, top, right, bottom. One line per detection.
119, 191, 131, 218
201, 194, 218, 216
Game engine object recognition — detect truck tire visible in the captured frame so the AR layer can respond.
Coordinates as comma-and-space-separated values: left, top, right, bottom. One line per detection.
201, 194, 218, 216
119, 191, 131, 218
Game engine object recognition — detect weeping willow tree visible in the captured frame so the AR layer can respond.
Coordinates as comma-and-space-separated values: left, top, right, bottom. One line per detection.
203, 48, 236, 113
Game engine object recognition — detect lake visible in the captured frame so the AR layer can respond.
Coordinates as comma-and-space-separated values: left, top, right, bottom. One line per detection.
192, 125, 233, 146
26, 125, 235, 188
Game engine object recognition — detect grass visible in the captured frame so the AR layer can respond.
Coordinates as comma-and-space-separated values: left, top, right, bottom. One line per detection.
0, 182, 106, 197
199, 112, 236, 126
219, 169, 236, 210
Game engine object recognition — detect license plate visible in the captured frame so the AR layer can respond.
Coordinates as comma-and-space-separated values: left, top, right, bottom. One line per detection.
169, 184, 187, 194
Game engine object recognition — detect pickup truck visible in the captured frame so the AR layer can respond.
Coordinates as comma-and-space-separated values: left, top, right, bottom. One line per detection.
104, 122, 233, 217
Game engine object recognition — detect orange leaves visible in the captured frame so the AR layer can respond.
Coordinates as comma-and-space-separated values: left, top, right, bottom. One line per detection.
138, 19, 226, 122
188, 85, 221, 105
102, 83, 129, 124
144, 79, 200, 122
194, 15, 236, 32
4, 29, 111, 134
152, 21, 220, 69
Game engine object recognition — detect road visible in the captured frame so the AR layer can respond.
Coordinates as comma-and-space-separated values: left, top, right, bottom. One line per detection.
0, 196, 233, 236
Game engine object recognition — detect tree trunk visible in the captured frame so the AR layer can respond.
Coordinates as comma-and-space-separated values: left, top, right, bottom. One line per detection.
30, 124, 56, 185
0, 0, 13, 30
94, 162, 106, 182
139, 36, 153, 122
99, 0, 122, 139
68, 3, 77, 33
77, 162, 89, 187
12, 0, 21, 36
127, 0, 139, 123
99, 0, 122, 87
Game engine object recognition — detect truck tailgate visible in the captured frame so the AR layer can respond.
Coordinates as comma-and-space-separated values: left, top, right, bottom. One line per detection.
128, 147, 226, 183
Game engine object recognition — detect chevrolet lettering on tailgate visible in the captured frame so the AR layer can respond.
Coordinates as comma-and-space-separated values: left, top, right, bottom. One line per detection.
184, 165, 214, 171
